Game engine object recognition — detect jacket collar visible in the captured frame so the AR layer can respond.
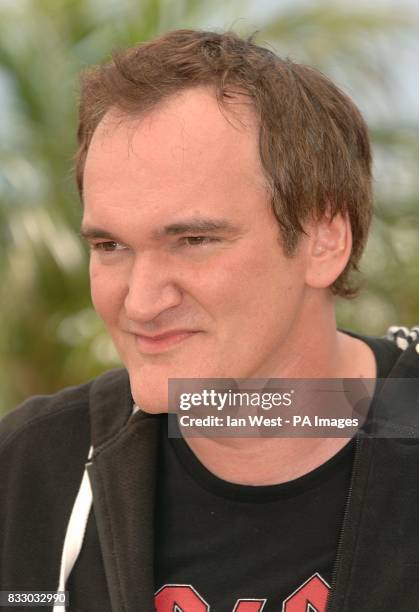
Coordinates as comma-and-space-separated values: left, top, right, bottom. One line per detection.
87, 368, 162, 612
89, 368, 133, 449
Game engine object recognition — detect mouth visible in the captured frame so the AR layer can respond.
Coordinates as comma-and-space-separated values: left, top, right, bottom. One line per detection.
133, 330, 201, 354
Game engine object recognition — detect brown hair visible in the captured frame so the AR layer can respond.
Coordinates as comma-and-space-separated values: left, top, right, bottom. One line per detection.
75, 29, 373, 297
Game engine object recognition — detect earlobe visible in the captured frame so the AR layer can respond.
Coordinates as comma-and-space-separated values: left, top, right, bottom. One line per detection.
305, 213, 352, 289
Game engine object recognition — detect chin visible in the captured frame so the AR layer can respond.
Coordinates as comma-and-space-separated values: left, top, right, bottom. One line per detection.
126, 368, 204, 415
124, 351, 241, 412
128, 377, 167, 414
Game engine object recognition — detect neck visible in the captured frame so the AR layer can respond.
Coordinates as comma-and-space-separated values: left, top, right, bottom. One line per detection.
182, 295, 377, 485
183, 437, 353, 485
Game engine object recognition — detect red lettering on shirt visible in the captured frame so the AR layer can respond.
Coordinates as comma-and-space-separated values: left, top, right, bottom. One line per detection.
155, 573, 330, 611
282, 573, 330, 612
155, 584, 209, 611
233, 600, 266, 611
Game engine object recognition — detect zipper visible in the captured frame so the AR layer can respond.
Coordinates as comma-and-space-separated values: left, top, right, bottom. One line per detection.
326, 435, 362, 612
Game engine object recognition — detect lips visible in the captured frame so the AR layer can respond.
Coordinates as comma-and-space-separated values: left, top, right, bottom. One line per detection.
133, 330, 200, 353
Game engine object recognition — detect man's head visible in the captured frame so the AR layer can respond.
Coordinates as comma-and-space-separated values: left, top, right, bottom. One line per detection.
76, 29, 373, 297
77, 30, 373, 412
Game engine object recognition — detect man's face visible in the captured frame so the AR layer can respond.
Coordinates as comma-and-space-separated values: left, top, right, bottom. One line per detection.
82, 87, 312, 412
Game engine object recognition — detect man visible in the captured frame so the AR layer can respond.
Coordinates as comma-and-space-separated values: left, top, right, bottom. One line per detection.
1, 29, 418, 612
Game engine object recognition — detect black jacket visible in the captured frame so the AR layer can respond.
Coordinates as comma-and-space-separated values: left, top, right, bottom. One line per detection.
1, 334, 419, 612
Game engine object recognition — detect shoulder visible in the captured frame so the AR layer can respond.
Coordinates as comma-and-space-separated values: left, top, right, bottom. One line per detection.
339, 325, 419, 382
0, 368, 128, 455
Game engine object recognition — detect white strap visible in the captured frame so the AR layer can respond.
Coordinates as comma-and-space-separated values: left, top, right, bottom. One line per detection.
53, 446, 94, 610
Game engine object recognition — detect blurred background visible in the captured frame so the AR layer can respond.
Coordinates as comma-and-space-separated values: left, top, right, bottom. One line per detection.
1, 0, 418, 412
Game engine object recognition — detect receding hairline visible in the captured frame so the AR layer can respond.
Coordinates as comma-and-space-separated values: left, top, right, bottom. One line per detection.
81, 84, 272, 206
86, 83, 261, 146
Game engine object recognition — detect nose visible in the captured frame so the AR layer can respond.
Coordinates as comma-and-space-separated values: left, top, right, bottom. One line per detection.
124, 251, 182, 323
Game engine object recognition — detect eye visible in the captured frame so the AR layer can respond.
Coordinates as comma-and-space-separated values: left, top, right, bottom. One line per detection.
91, 241, 125, 252
182, 236, 220, 247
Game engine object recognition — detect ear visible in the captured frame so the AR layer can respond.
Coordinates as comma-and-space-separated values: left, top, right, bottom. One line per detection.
304, 212, 352, 289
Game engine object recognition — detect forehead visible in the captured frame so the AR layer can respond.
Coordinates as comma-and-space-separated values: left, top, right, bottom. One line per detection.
82, 87, 268, 212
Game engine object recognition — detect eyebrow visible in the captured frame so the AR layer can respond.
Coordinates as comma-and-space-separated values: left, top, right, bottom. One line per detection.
79, 227, 121, 242
152, 218, 241, 238
80, 218, 242, 242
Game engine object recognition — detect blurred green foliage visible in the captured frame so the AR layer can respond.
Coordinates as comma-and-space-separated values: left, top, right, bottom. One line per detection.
1, 0, 418, 412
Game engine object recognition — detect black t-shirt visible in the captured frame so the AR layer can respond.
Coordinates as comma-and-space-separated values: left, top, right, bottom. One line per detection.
154, 335, 400, 611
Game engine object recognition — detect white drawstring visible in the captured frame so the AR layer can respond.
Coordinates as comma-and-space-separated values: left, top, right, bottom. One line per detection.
53, 407, 138, 609
53, 446, 94, 611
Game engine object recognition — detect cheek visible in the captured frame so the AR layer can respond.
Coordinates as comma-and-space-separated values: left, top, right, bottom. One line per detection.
185, 252, 272, 321
198, 248, 305, 326
89, 262, 125, 325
